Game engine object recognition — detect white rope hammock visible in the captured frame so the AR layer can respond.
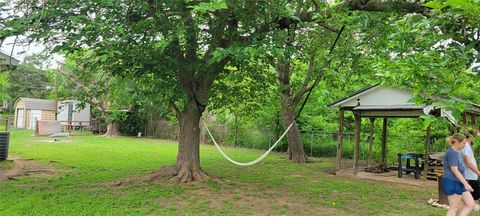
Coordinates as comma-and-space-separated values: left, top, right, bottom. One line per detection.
202, 120, 294, 166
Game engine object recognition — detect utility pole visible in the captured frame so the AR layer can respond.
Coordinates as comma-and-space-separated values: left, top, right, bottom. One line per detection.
54, 64, 59, 120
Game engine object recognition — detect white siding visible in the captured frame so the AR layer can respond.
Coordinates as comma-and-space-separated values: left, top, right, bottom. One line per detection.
57, 102, 69, 122
339, 87, 414, 108
57, 100, 91, 126
72, 102, 90, 122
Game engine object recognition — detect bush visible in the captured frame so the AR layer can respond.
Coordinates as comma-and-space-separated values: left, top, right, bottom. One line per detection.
119, 112, 146, 136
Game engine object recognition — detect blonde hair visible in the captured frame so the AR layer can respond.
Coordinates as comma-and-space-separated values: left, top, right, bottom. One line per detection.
446, 133, 466, 145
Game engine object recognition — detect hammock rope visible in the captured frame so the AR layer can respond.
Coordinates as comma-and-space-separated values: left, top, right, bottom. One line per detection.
203, 120, 294, 166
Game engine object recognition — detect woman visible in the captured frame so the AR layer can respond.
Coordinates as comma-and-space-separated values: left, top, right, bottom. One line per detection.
442, 133, 475, 216
460, 130, 480, 205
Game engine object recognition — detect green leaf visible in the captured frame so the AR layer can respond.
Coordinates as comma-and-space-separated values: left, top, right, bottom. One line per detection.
247, 48, 258, 56
188, 0, 228, 13
208, 48, 226, 64
423, 1, 446, 10
420, 115, 436, 130
225, 66, 237, 71
116, 27, 124, 35
447, 0, 469, 9
99, 54, 110, 63
312, 14, 323, 22
291, 16, 301, 22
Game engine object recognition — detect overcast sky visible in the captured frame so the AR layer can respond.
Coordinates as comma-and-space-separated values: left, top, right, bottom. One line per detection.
1, 36, 64, 69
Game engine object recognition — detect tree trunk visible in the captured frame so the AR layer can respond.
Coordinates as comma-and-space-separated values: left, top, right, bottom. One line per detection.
104, 121, 120, 137
170, 99, 209, 183
113, 100, 209, 185
274, 112, 281, 142
276, 58, 309, 163
281, 94, 309, 163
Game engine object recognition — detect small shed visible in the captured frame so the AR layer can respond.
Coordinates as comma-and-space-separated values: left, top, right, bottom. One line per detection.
14, 98, 56, 129
57, 100, 91, 127
329, 84, 480, 180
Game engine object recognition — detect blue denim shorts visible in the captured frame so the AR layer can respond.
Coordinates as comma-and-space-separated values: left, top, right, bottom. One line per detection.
442, 177, 467, 195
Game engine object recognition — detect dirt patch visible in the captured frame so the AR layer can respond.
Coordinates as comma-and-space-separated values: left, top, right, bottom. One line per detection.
37, 139, 76, 144
0, 156, 56, 183
110, 169, 348, 215
154, 179, 348, 215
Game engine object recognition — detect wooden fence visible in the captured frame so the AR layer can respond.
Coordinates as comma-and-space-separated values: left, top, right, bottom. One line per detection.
144, 119, 179, 140
0, 115, 13, 131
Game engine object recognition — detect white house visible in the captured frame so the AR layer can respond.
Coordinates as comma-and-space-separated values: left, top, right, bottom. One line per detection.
57, 100, 91, 127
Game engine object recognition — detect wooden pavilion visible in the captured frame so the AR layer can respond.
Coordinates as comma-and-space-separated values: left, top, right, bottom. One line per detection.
329, 84, 480, 180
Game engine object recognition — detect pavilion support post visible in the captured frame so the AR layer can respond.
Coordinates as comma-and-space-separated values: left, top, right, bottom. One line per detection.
353, 111, 361, 174
424, 124, 431, 181
381, 118, 388, 166
472, 115, 478, 130
368, 118, 375, 167
462, 113, 468, 132
336, 108, 345, 171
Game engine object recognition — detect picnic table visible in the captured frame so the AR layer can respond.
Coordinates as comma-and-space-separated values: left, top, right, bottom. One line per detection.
398, 153, 424, 179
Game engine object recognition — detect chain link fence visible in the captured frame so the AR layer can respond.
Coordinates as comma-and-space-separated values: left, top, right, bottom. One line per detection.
141, 119, 446, 169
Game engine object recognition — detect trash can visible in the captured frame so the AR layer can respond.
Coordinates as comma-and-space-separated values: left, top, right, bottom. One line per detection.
438, 175, 448, 205
0, 132, 9, 161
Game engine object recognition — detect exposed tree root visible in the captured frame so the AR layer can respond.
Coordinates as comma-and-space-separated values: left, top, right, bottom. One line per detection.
102, 123, 120, 137
101, 131, 117, 137
169, 165, 209, 183
111, 165, 210, 187
288, 153, 311, 163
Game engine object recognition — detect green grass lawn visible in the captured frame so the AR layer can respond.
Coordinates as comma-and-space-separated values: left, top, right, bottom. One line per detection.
0, 130, 443, 215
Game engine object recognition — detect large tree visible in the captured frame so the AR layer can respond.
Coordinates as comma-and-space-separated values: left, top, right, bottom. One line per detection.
2, 0, 286, 182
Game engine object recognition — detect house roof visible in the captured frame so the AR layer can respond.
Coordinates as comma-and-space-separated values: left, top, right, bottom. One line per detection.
17, 98, 55, 111
328, 84, 416, 109
328, 84, 380, 108
0, 51, 20, 66
329, 85, 480, 126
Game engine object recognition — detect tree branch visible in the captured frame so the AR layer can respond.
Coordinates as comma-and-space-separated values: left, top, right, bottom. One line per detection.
293, 56, 316, 106
56, 62, 89, 91
278, 0, 430, 34
343, 0, 429, 14
311, 0, 321, 13
170, 100, 180, 119
182, 10, 198, 63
